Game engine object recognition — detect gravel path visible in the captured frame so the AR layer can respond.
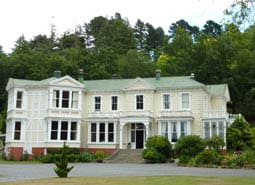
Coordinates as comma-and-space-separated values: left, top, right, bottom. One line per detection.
0, 163, 254, 182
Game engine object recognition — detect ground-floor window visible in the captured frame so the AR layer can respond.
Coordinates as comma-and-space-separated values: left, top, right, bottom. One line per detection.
49, 120, 79, 141
160, 120, 189, 143
89, 122, 116, 143
14, 121, 22, 140
203, 120, 225, 139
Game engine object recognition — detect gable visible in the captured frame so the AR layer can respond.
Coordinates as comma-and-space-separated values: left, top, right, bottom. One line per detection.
124, 77, 155, 91
49, 75, 84, 88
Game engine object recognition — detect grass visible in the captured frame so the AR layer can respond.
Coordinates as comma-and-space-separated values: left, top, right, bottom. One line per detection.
0, 158, 41, 164
0, 176, 255, 185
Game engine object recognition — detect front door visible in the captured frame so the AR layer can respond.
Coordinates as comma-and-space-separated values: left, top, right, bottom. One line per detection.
136, 130, 144, 149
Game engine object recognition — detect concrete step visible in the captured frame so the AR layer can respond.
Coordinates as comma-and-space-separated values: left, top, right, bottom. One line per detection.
106, 149, 145, 163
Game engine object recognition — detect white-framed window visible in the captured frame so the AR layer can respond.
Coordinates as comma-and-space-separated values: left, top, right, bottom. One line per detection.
160, 120, 190, 143
94, 96, 101, 111
163, 94, 171, 110
111, 96, 118, 111
181, 92, 190, 110
52, 89, 79, 109
16, 91, 23, 108
136, 95, 144, 110
14, 121, 21, 140
89, 122, 115, 143
203, 120, 225, 139
49, 120, 78, 141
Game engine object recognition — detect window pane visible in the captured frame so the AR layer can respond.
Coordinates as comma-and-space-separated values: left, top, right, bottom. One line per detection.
70, 122, 77, 140
161, 122, 168, 139
91, 123, 97, 142
95, 96, 101, 111
180, 121, 187, 137
99, 123, 105, 142
62, 91, 69, 108
71, 92, 78, 108
16, 91, 23, 108
218, 121, 224, 139
53, 90, 59, 108
108, 123, 114, 142
204, 122, 210, 138
60, 121, 68, 140
51, 121, 58, 140
171, 122, 177, 142
163, 94, 170, 109
212, 122, 217, 136
131, 130, 135, 142
111, 96, 118, 110
14, 121, 21, 140
181, 93, 189, 109
136, 95, 143, 110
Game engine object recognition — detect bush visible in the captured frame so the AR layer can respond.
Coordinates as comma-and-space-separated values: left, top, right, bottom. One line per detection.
54, 143, 74, 178
95, 150, 105, 162
142, 147, 164, 163
175, 135, 205, 157
79, 152, 93, 162
178, 155, 191, 164
145, 136, 173, 160
227, 116, 253, 151
205, 136, 225, 153
195, 149, 222, 165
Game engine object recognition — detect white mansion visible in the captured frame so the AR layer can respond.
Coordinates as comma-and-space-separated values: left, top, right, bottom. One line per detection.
5, 70, 232, 159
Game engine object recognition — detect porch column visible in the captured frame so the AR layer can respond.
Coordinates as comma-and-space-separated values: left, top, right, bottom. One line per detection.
144, 121, 149, 140
119, 121, 124, 149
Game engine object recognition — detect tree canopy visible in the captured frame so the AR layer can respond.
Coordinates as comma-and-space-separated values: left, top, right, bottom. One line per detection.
0, 6, 255, 132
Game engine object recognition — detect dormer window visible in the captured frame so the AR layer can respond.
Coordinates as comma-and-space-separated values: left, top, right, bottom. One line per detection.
16, 91, 23, 108
52, 89, 79, 109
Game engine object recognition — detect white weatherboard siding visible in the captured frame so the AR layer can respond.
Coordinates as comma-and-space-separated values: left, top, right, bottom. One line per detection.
5, 74, 232, 157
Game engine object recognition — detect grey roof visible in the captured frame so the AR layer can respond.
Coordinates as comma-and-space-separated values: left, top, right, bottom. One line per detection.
207, 84, 228, 96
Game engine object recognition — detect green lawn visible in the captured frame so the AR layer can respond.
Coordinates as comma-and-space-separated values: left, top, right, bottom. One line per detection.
0, 176, 255, 185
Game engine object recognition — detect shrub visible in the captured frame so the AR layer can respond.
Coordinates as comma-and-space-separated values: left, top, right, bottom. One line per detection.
195, 149, 222, 165
95, 150, 105, 162
178, 155, 191, 164
54, 143, 74, 178
205, 136, 225, 152
227, 116, 253, 151
145, 136, 173, 160
40, 154, 56, 163
142, 147, 164, 163
79, 152, 93, 162
175, 135, 205, 157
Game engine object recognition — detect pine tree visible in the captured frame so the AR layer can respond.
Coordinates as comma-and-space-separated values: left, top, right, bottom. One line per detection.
54, 142, 74, 178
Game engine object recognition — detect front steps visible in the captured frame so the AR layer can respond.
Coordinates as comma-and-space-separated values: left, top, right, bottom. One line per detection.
106, 149, 145, 163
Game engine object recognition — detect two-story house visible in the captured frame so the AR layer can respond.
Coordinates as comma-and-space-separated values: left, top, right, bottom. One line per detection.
5, 70, 231, 159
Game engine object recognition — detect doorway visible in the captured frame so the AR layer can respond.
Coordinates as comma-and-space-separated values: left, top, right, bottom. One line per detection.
130, 123, 145, 149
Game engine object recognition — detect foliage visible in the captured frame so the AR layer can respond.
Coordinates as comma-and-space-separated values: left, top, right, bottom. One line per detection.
54, 143, 74, 178
145, 135, 173, 162
205, 136, 225, 153
227, 116, 253, 150
142, 147, 164, 163
175, 135, 206, 158
195, 149, 222, 165
95, 150, 105, 162
79, 152, 94, 162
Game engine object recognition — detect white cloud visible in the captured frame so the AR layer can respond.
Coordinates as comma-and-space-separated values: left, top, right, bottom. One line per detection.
0, 0, 233, 53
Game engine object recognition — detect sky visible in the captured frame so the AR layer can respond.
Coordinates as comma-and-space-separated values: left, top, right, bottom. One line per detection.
0, 0, 234, 53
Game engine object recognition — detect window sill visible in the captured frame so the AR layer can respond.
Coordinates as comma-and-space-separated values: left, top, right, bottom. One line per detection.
88, 142, 116, 145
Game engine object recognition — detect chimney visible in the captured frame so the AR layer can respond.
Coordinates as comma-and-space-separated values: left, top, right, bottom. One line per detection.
190, 73, 195, 79
155, 69, 161, 80
78, 69, 84, 83
53, 70, 61, 78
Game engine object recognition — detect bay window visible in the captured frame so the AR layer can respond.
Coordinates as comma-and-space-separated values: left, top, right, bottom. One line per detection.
16, 91, 23, 108
203, 120, 225, 139
52, 89, 79, 109
49, 120, 79, 141
14, 121, 21, 140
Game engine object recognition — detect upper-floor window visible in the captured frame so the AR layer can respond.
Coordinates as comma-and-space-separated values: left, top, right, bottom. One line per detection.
181, 93, 190, 110
52, 90, 79, 109
14, 121, 21, 140
16, 91, 23, 108
136, 95, 144, 110
111, 96, 118, 111
94, 96, 101, 111
163, 94, 170, 110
